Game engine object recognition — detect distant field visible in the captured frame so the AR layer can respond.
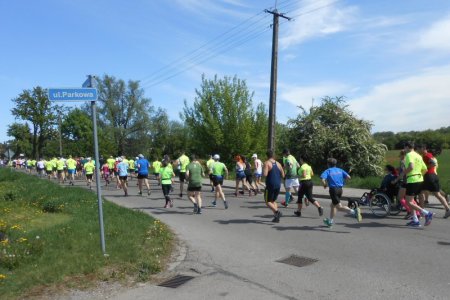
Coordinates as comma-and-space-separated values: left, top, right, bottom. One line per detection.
385, 149, 450, 193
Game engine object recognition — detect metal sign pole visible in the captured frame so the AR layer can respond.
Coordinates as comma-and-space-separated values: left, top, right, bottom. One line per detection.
88, 76, 106, 255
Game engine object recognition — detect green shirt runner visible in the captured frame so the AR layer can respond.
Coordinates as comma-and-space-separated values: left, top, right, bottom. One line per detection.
405, 151, 427, 184
160, 166, 174, 185
187, 162, 204, 187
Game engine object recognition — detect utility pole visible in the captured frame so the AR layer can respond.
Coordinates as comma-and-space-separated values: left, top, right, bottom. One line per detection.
265, 8, 290, 152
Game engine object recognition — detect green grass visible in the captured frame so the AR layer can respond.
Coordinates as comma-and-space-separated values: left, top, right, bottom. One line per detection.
0, 168, 173, 299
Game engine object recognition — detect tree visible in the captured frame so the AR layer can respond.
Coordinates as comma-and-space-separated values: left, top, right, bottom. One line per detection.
286, 96, 386, 176
96, 75, 154, 156
183, 75, 268, 163
11, 87, 62, 159
7, 123, 32, 157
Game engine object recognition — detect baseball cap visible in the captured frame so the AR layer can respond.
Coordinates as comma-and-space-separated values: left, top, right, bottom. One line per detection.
252, 154, 257, 158
213, 154, 220, 160
138, 154, 144, 158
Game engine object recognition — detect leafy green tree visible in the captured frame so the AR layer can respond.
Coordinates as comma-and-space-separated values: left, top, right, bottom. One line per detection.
7, 123, 32, 157
183, 75, 268, 164
96, 75, 154, 156
11, 87, 62, 159
286, 96, 386, 176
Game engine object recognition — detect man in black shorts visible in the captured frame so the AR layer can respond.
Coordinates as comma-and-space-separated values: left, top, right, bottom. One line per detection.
186, 155, 204, 214
263, 149, 285, 223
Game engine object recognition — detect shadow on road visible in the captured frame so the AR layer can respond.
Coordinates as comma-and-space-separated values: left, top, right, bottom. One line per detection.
214, 218, 274, 225
273, 225, 350, 234
437, 241, 450, 246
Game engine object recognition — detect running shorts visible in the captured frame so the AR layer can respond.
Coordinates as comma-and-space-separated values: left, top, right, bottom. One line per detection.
86, 174, 93, 180
212, 175, 224, 187
119, 176, 128, 181
422, 173, 440, 193
329, 187, 343, 205
188, 186, 202, 192
298, 180, 315, 203
264, 187, 280, 203
68, 169, 76, 175
285, 178, 300, 189
405, 182, 422, 196
236, 171, 246, 180
138, 173, 148, 179
179, 172, 186, 182
162, 184, 171, 196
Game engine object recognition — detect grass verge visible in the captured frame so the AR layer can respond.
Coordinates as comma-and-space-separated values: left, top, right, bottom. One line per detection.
0, 168, 173, 299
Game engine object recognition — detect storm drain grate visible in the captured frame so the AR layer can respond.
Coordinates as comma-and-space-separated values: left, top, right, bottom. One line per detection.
277, 255, 318, 267
158, 275, 194, 288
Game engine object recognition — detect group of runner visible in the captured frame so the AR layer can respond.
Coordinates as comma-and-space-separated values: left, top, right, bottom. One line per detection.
6, 141, 448, 228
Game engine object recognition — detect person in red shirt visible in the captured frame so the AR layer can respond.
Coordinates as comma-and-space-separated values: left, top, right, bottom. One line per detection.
417, 144, 450, 218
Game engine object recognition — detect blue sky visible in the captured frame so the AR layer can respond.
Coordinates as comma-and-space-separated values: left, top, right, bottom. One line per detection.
1, 0, 450, 143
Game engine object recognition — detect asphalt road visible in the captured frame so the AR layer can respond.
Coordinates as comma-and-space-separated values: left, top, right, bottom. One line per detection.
57, 175, 450, 300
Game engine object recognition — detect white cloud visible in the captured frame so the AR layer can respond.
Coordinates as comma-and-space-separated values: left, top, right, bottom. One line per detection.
174, 0, 249, 19
417, 14, 450, 51
279, 81, 351, 107
280, 0, 358, 48
349, 64, 450, 132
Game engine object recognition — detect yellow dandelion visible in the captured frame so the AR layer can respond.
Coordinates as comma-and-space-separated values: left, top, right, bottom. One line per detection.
0, 274, 6, 280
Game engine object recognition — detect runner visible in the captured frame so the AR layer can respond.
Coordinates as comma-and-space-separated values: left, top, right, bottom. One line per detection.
66, 155, 77, 186
321, 158, 362, 228
101, 161, 110, 186
160, 157, 175, 208
206, 155, 215, 192
84, 157, 95, 189
186, 154, 205, 214
107, 155, 115, 180
234, 154, 252, 196
136, 154, 151, 196
281, 149, 300, 207
211, 154, 229, 209
295, 156, 324, 217
252, 154, 265, 193
128, 157, 135, 181
56, 157, 65, 184
263, 149, 285, 223
416, 144, 450, 219
117, 157, 129, 196
402, 142, 435, 227
114, 158, 121, 189
45, 158, 53, 180
152, 158, 162, 185
51, 157, 58, 179
177, 151, 190, 198
36, 158, 45, 177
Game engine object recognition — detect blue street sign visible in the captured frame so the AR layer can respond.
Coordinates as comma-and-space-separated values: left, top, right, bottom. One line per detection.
48, 88, 98, 101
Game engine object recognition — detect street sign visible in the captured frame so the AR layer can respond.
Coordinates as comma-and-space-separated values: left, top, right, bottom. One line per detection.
4, 150, 14, 158
48, 88, 98, 102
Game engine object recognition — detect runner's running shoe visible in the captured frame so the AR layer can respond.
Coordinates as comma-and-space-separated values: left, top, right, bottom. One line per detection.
406, 220, 421, 227
323, 218, 333, 227
424, 212, 433, 226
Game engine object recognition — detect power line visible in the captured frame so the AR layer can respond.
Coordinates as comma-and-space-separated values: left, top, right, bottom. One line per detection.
139, 11, 270, 86
142, 23, 272, 89
139, 0, 300, 86
140, 0, 341, 89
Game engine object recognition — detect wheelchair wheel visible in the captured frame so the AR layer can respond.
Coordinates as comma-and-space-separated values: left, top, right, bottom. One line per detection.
389, 197, 401, 216
369, 192, 391, 217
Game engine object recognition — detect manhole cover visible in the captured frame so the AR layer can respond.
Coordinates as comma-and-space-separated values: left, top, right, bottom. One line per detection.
158, 275, 194, 288
277, 255, 318, 267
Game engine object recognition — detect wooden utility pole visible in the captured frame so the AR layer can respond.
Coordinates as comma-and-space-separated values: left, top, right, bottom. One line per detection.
265, 9, 290, 152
